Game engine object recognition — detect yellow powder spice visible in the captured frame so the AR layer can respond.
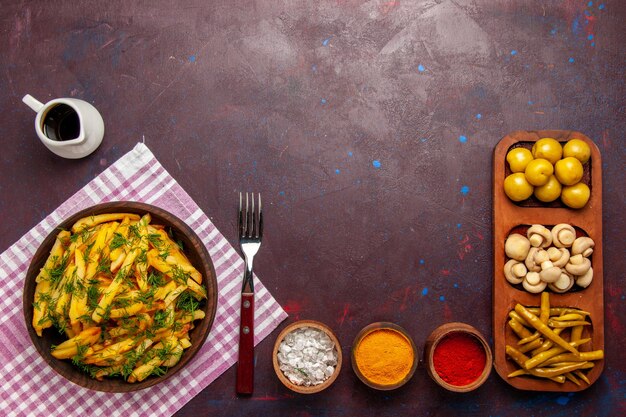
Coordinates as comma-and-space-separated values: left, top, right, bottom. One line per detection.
355, 328, 414, 386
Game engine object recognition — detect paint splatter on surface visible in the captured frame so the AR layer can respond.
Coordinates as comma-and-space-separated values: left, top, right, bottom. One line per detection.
422, 288, 428, 296
569, 57, 575, 63
322, 36, 332, 46
372, 160, 381, 168
320, 98, 327, 104
460, 185, 470, 195
335, 168, 340, 174
476, 113, 482, 119
459, 135, 467, 143
510, 50, 517, 55
418, 64, 425, 72
188, 54, 196, 62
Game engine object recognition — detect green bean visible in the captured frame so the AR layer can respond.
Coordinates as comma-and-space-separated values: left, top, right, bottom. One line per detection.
565, 372, 581, 386
531, 328, 564, 356
548, 320, 591, 328
509, 311, 530, 327
571, 325, 584, 342
525, 338, 590, 370
551, 314, 585, 322
518, 332, 541, 345
540, 292, 550, 324
507, 368, 565, 383
541, 351, 604, 366
508, 318, 532, 338
515, 304, 579, 355
533, 362, 589, 378
574, 370, 590, 384
527, 307, 591, 316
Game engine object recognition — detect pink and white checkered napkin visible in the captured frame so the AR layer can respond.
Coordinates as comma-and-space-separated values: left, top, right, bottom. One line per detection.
0, 143, 287, 417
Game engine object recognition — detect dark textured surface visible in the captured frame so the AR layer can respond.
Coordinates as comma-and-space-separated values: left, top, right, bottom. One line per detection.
1, 1, 624, 415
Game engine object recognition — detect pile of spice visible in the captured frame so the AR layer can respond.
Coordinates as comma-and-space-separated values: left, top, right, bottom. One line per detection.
354, 328, 414, 387
433, 332, 487, 386
276, 326, 338, 386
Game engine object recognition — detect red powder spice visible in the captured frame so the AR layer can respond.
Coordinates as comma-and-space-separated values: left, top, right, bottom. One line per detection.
433, 332, 486, 386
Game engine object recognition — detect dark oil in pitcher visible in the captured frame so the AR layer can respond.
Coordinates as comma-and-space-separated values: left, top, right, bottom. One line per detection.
42, 104, 80, 141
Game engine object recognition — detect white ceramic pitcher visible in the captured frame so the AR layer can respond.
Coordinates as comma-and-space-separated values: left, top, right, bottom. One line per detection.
22, 94, 104, 159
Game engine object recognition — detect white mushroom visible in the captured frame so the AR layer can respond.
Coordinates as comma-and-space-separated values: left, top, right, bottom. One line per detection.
534, 250, 550, 264
504, 259, 526, 284
540, 266, 562, 283
540, 260, 554, 270
552, 224, 577, 248
547, 247, 570, 268
571, 237, 595, 258
549, 271, 574, 293
527, 225, 553, 248
525, 247, 541, 272
576, 267, 594, 288
523, 276, 547, 293
505, 233, 531, 261
526, 271, 542, 285
565, 254, 592, 276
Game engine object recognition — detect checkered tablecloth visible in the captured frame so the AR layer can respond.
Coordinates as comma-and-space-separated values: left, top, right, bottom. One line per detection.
0, 143, 287, 417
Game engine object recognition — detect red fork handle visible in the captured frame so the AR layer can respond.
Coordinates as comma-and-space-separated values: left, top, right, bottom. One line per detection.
236, 292, 254, 395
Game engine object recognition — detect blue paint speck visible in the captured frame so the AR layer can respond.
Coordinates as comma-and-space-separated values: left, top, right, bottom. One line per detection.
528, 100, 534, 105
551, 28, 557, 35
188, 55, 196, 63
476, 113, 482, 120
457, 223, 462, 229
335, 168, 341, 174
420, 138, 427, 142
569, 57, 575, 63
599, 4, 605, 10
556, 396, 570, 406
461, 185, 470, 196
459, 135, 467, 143
439, 295, 445, 301
372, 160, 381, 169
572, 17, 581, 34
422, 288, 429, 296
322, 37, 332, 46
311, 64, 317, 72
419, 259, 425, 265
591, 42, 595, 47
321, 98, 327, 104
588, 34, 594, 40
454, 283, 459, 288
279, 191, 285, 196
584, 9, 591, 16
348, 151, 353, 157
587, 1, 593, 6
511, 50, 517, 55
418, 64, 425, 72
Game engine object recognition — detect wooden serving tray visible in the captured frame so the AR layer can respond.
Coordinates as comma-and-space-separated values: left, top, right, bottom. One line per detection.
492, 130, 603, 392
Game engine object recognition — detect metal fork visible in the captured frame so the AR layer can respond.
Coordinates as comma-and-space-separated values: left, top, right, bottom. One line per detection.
236, 192, 263, 395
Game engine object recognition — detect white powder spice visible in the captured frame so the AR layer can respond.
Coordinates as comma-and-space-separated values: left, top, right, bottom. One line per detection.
276, 326, 338, 386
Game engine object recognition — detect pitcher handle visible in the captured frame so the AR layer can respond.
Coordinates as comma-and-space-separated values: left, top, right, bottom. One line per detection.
22, 94, 44, 112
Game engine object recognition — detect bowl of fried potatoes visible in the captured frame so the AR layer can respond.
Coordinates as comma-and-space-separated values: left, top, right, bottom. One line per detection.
23, 201, 218, 392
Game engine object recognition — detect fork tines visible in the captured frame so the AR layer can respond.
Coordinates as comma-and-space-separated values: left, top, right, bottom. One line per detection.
239, 192, 263, 239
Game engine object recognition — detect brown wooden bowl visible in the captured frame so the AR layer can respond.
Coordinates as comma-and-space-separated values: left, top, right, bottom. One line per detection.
424, 322, 493, 393
272, 320, 342, 394
22, 201, 218, 392
351, 322, 418, 391
493, 131, 604, 391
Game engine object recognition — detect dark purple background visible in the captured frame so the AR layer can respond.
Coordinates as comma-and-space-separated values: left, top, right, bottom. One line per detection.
1, 1, 624, 416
